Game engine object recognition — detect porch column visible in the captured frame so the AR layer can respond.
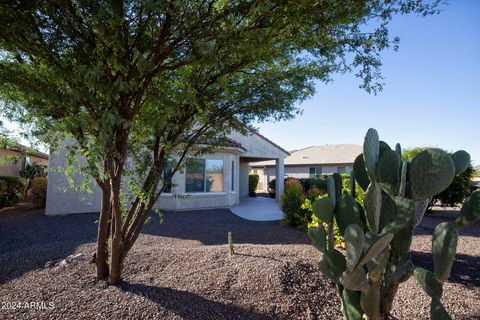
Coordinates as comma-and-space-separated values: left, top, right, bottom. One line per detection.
275, 158, 284, 201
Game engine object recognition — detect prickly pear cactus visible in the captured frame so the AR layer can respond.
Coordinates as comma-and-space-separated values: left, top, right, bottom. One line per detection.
308, 128, 480, 320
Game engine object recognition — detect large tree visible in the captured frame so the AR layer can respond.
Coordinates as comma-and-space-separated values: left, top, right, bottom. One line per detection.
0, 1, 440, 284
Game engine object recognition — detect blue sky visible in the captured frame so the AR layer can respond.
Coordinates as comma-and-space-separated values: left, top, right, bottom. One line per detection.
257, 1, 480, 165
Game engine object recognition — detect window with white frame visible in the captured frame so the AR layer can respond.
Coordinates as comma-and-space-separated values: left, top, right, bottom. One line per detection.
186, 159, 224, 193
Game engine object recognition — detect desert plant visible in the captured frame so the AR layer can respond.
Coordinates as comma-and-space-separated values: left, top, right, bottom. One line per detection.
227, 232, 234, 257
0, 176, 25, 209
303, 194, 345, 248
31, 177, 48, 208
308, 128, 480, 320
403, 147, 475, 211
281, 179, 307, 228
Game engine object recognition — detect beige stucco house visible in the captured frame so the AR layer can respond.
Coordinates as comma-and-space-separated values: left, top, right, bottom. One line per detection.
0, 144, 48, 177
45, 130, 288, 215
250, 144, 362, 193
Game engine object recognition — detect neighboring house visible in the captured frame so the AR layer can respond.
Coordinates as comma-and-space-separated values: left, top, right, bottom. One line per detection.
250, 144, 362, 192
0, 143, 48, 177
45, 130, 289, 215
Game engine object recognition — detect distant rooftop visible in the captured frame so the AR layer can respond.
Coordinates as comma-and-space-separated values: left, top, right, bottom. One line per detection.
251, 144, 362, 167
1, 142, 49, 160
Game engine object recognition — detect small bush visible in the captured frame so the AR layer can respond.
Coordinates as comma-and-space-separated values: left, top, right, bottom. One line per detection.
298, 177, 328, 193
341, 174, 365, 206
307, 187, 323, 201
248, 174, 259, 197
269, 177, 327, 198
31, 177, 48, 208
280, 179, 308, 228
0, 176, 25, 209
302, 196, 345, 248
20, 163, 47, 198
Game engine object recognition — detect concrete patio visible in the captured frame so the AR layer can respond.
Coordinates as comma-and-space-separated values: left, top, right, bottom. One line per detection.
230, 196, 283, 221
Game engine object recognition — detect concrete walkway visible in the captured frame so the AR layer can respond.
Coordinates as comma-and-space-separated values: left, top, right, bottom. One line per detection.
230, 196, 284, 221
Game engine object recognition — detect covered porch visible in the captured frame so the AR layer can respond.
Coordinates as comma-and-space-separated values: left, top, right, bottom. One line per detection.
227, 130, 288, 205
226, 130, 289, 220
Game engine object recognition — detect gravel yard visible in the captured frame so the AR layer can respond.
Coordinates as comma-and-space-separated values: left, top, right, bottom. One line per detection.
0, 207, 479, 319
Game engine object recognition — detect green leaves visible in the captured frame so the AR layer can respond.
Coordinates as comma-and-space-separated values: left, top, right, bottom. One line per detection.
336, 194, 364, 236
361, 281, 381, 320
308, 226, 326, 253
359, 233, 393, 266
413, 267, 443, 299
409, 149, 455, 200
376, 149, 401, 196
364, 182, 382, 233
327, 175, 337, 206
454, 191, 480, 229
332, 173, 343, 202
363, 128, 380, 182
432, 222, 458, 283
451, 150, 470, 175
340, 267, 370, 292
381, 196, 415, 234
341, 289, 363, 320
312, 197, 334, 223
430, 298, 453, 320
319, 249, 347, 283
353, 154, 370, 191
344, 224, 365, 272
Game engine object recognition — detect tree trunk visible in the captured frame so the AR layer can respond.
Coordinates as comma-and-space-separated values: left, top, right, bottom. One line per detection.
108, 177, 124, 285
96, 183, 111, 280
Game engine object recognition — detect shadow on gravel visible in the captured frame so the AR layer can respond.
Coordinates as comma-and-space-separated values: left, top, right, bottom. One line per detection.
0, 208, 309, 285
0, 210, 98, 284
142, 209, 310, 246
411, 251, 480, 288
415, 220, 480, 237
119, 282, 272, 320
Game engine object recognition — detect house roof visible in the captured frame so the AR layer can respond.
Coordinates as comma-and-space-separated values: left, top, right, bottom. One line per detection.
1, 142, 49, 160
197, 137, 247, 152
251, 144, 362, 167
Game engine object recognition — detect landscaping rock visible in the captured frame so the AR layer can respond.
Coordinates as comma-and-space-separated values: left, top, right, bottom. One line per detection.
0, 208, 478, 319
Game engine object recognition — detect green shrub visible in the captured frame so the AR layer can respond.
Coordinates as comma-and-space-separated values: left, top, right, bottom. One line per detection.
31, 177, 47, 208
248, 174, 259, 197
20, 163, 47, 198
280, 179, 308, 228
269, 177, 327, 198
341, 174, 365, 206
0, 176, 25, 209
307, 187, 323, 201
303, 195, 345, 248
